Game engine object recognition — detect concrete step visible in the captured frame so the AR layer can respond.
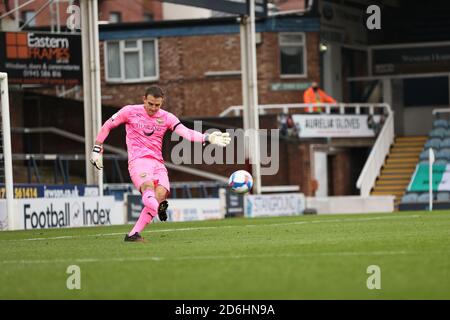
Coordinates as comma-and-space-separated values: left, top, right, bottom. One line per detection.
376, 179, 410, 185
381, 169, 415, 175
386, 158, 419, 164
373, 185, 407, 191
390, 147, 424, 153
383, 163, 417, 169
378, 174, 412, 180
371, 191, 404, 197
394, 142, 426, 148
395, 136, 427, 142
372, 191, 404, 196
388, 153, 419, 159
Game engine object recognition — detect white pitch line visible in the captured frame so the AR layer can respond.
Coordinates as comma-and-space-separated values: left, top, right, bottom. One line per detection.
0, 213, 426, 242
0, 250, 413, 265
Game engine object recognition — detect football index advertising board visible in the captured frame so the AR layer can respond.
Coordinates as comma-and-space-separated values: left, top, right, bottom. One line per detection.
0, 31, 82, 85
11, 196, 124, 230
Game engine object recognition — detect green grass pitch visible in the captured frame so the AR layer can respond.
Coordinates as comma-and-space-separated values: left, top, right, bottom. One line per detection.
0, 210, 449, 299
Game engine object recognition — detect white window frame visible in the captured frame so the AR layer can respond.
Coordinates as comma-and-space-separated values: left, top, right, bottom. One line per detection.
104, 38, 159, 83
279, 32, 307, 79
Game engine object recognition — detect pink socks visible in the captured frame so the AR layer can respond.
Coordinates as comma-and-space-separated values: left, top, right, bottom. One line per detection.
128, 207, 152, 236
141, 189, 159, 217
128, 189, 159, 236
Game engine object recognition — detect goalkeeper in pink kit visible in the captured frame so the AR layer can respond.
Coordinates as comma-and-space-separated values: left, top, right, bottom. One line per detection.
90, 86, 231, 242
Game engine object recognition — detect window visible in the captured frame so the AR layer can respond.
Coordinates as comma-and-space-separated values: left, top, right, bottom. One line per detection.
109, 12, 122, 23
105, 39, 158, 83
21, 10, 36, 26
279, 32, 307, 78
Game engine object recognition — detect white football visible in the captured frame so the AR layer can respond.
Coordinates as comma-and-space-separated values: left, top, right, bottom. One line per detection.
228, 170, 253, 194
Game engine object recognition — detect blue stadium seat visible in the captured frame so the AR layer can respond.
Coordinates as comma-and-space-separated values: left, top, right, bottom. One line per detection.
402, 193, 419, 203
435, 159, 448, 166
430, 128, 447, 138
419, 159, 447, 165
437, 148, 450, 160
441, 138, 450, 148
419, 149, 434, 161
437, 192, 450, 202
419, 150, 427, 160
417, 193, 433, 203
425, 138, 443, 149
433, 119, 449, 129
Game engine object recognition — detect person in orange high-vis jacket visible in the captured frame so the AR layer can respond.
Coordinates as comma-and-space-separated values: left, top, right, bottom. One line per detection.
303, 81, 337, 113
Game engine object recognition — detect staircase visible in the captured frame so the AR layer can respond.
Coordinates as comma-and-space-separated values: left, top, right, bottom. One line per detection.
372, 136, 427, 210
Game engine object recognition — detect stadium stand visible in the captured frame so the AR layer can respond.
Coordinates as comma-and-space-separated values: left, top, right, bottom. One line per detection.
429, 127, 446, 139
400, 115, 450, 210
440, 138, 450, 148
417, 193, 431, 203
425, 138, 443, 149
433, 119, 448, 129
437, 191, 450, 202
401, 192, 418, 203
372, 135, 426, 210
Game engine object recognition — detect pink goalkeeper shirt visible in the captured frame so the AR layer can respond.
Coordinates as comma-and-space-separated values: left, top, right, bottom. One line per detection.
95, 104, 205, 163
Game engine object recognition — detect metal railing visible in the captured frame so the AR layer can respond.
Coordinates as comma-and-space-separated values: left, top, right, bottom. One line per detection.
356, 104, 394, 196
220, 103, 387, 117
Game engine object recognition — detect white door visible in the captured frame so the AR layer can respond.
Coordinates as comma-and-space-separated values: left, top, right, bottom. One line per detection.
314, 151, 328, 197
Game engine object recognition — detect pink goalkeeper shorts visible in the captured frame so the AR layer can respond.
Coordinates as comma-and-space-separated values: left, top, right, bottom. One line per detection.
128, 156, 170, 193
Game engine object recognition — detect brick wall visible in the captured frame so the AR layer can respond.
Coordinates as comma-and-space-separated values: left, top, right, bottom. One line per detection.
143, 0, 163, 21
100, 31, 321, 117
99, 0, 144, 22
273, 0, 306, 11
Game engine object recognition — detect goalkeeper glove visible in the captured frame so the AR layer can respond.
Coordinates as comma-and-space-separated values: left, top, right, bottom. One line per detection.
90, 144, 103, 170
206, 131, 231, 147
